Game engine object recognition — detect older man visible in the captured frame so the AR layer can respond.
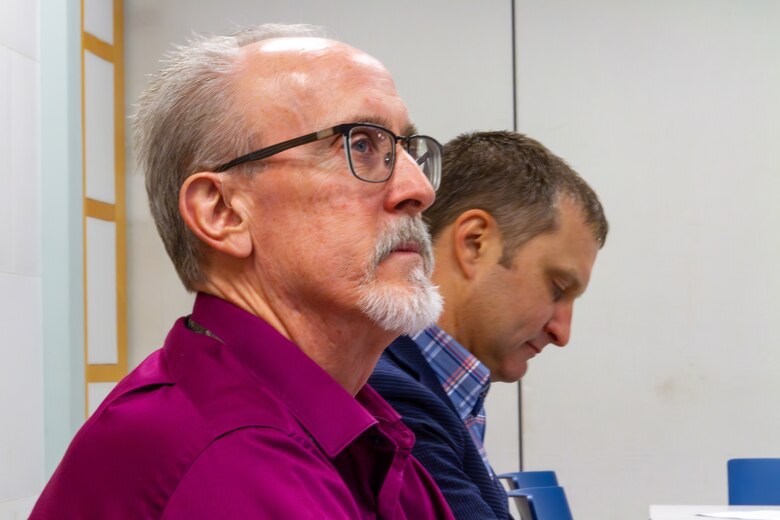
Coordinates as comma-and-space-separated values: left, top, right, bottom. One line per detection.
369, 131, 609, 519
31, 24, 454, 519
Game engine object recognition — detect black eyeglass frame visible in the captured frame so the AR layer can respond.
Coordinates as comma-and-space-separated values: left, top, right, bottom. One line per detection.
213, 122, 442, 190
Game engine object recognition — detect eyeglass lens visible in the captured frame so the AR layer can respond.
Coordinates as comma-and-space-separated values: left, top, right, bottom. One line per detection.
346, 125, 441, 189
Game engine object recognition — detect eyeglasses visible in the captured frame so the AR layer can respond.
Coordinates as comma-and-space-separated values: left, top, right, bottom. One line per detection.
214, 122, 442, 191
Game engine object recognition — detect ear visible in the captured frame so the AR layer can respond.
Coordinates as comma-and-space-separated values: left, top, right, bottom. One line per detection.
452, 209, 503, 279
179, 172, 252, 259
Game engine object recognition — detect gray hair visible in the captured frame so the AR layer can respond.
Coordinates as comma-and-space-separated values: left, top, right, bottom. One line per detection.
426, 131, 608, 266
133, 24, 326, 291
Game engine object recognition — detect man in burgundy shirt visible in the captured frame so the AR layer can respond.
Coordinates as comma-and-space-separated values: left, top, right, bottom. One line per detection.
31, 24, 453, 519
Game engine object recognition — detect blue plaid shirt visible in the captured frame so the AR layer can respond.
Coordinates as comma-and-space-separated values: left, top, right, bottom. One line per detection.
412, 325, 493, 475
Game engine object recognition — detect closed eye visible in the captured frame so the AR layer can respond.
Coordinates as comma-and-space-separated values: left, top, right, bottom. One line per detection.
551, 278, 572, 302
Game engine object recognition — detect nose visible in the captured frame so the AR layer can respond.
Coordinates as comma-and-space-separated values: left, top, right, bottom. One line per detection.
383, 147, 436, 216
545, 301, 573, 347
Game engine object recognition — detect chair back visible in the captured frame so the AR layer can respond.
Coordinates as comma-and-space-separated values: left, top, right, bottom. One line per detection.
728, 458, 780, 505
507, 486, 573, 520
498, 470, 559, 490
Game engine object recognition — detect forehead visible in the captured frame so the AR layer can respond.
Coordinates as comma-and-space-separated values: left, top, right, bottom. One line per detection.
513, 200, 600, 286
235, 38, 411, 138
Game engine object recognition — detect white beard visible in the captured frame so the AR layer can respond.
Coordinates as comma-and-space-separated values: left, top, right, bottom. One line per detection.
357, 217, 443, 335
358, 263, 443, 335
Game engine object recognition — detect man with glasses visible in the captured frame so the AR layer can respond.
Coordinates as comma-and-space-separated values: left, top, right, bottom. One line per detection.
31, 24, 453, 519
369, 131, 609, 519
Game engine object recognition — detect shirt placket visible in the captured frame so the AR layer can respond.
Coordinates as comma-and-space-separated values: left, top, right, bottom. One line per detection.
374, 422, 414, 519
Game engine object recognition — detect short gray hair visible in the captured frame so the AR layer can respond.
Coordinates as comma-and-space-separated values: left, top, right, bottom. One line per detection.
133, 24, 326, 291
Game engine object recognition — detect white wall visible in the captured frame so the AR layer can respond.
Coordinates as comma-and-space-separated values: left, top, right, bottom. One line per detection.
18, 2, 777, 518
0, 0, 44, 507
517, 1, 780, 518
123, 0, 521, 474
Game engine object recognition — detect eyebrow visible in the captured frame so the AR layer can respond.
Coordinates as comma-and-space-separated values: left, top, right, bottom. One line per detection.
344, 116, 418, 136
404, 122, 419, 136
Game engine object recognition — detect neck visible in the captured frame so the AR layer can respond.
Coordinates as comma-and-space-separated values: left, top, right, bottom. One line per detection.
431, 266, 470, 352
199, 276, 393, 396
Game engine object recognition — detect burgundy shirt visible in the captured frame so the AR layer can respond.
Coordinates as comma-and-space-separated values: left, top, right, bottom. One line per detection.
31, 293, 454, 519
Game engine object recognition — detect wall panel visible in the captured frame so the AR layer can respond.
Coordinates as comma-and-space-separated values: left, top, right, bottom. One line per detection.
0, 0, 44, 505
516, 1, 780, 518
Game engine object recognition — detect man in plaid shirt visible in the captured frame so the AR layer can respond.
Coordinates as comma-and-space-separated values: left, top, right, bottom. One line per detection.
369, 131, 609, 519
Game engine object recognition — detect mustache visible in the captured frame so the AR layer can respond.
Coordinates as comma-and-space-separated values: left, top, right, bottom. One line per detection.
371, 217, 435, 276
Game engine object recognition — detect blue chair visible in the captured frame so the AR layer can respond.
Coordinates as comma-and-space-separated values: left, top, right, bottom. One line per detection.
498, 470, 559, 490
728, 458, 780, 505
507, 486, 573, 520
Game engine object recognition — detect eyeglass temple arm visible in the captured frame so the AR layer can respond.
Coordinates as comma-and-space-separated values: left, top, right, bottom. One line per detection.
214, 126, 345, 173
414, 150, 432, 166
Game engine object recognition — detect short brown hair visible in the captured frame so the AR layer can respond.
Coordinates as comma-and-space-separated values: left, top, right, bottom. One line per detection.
425, 131, 608, 265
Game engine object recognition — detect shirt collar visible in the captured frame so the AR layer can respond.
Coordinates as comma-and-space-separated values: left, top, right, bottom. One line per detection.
184, 292, 387, 458
412, 325, 491, 422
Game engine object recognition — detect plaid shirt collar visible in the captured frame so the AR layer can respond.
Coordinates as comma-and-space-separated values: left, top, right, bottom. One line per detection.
412, 325, 491, 426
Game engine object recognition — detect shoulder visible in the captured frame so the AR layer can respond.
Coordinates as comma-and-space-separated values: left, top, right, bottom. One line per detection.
81, 346, 299, 454
33, 349, 307, 519
371, 349, 415, 383
369, 350, 436, 406
369, 359, 464, 447
162, 427, 360, 519
371, 336, 426, 385
370, 337, 449, 411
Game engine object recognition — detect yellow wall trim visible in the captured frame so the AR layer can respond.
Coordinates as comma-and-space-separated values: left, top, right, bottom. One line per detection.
81, 0, 126, 418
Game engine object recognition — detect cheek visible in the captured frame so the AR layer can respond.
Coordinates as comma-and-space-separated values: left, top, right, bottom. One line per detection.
492, 301, 549, 352
307, 187, 387, 257
497, 299, 534, 335
244, 168, 388, 285
298, 214, 380, 284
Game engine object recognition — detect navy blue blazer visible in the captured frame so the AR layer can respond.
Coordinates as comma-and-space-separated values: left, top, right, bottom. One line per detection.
368, 336, 512, 519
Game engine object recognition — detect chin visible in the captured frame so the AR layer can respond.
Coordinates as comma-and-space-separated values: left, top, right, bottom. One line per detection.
495, 365, 529, 383
356, 271, 443, 336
